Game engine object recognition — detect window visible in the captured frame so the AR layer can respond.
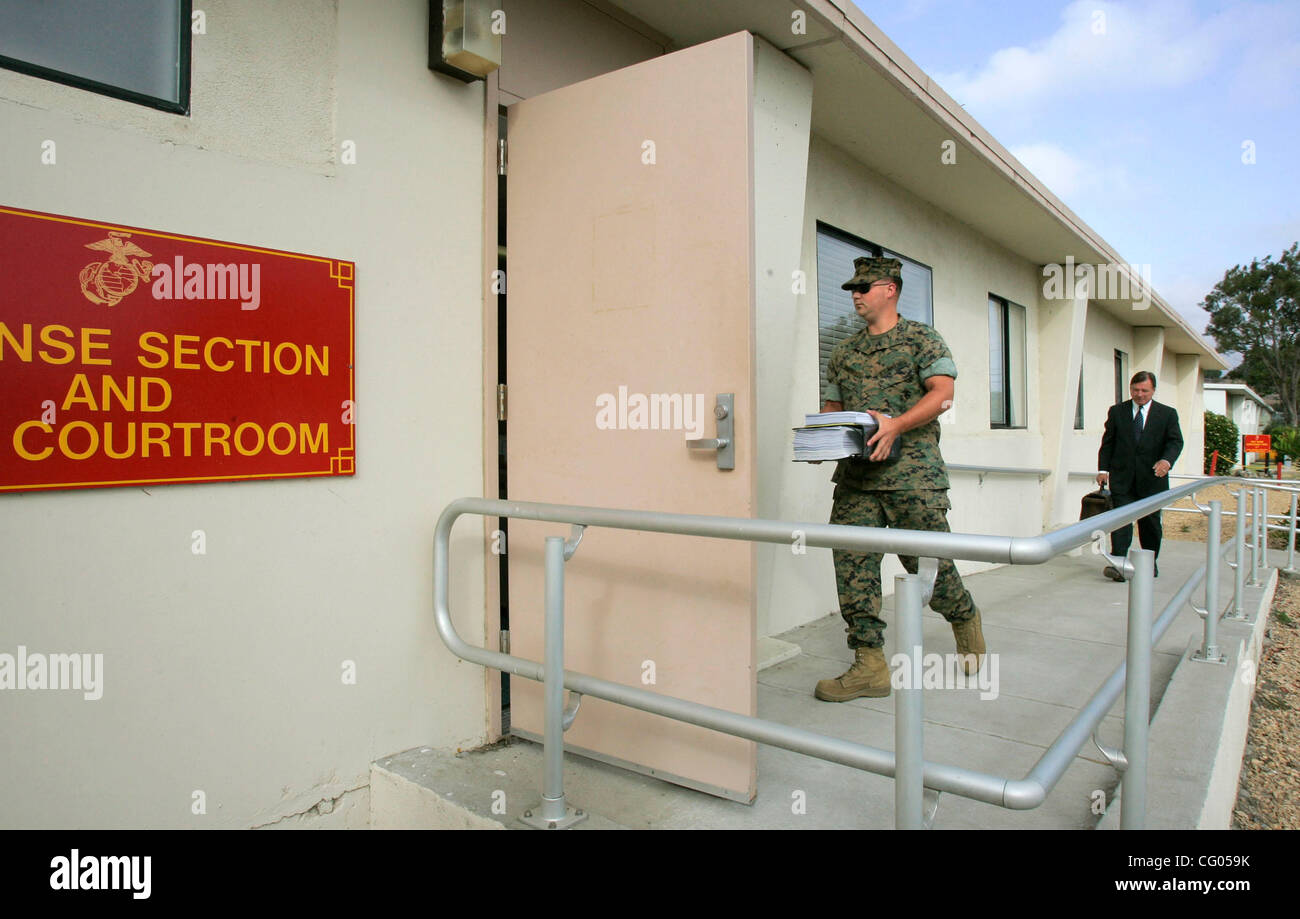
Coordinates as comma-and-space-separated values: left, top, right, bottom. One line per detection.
988, 295, 1026, 428
1074, 367, 1085, 430
1114, 349, 1128, 404
816, 222, 933, 400
0, 0, 191, 114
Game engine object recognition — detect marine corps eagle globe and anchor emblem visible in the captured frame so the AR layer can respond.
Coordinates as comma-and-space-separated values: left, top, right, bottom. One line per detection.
79, 231, 154, 306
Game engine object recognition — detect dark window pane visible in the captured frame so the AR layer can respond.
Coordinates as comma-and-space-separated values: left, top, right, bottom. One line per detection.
0, 0, 187, 109
1074, 368, 1085, 430
989, 298, 1005, 425
1008, 302, 1026, 427
815, 224, 933, 401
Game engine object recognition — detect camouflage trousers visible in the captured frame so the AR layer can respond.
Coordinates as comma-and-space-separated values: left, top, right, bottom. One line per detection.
829, 484, 978, 649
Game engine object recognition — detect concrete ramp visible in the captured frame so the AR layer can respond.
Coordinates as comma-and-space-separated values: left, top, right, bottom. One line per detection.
373, 541, 1275, 829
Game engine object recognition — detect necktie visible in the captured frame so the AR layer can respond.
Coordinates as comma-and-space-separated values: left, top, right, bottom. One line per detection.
1133, 405, 1144, 441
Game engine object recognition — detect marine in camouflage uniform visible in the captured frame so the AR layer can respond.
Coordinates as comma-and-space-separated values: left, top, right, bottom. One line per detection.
823, 257, 980, 657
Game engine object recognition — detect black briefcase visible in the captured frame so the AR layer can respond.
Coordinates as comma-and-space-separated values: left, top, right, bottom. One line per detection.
1080, 487, 1113, 520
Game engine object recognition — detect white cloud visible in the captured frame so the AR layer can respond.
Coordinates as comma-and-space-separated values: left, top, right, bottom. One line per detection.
1158, 274, 1218, 328
1007, 142, 1088, 198
934, 0, 1255, 112
897, 0, 938, 21
1231, 34, 1300, 108
1007, 141, 1132, 204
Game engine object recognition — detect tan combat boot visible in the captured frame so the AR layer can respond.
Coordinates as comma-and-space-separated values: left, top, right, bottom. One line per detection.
951, 611, 987, 675
814, 646, 891, 701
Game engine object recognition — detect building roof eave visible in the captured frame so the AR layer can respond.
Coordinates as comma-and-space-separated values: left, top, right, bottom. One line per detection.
604, 0, 1228, 368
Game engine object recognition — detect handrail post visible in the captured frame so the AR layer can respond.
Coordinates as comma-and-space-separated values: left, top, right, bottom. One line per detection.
894, 572, 924, 830
1257, 487, 1267, 581
1121, 549, 1155, 829
1257, 487, 1268, 579
1246, 489, 1260, 587
1253, 488, 1263, 582
520, 536, 587, 829
1286, 491, 1298, 575
1228, 487, 1247, 619
1194, 501, 1224, 663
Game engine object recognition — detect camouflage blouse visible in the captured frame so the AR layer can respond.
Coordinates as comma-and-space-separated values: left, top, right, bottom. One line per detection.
823, 315, 957, 491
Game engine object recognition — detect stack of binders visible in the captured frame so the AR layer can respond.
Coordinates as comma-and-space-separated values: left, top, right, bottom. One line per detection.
792, 411, 899, 462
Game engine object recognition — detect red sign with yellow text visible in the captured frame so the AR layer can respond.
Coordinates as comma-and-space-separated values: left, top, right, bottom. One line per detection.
0, 206, 354, 492
1243, 434, 1271, 453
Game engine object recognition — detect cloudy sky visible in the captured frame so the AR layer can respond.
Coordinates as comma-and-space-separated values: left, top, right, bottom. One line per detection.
853, 0, 1300, 350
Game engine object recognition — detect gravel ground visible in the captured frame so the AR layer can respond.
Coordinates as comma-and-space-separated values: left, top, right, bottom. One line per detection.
1233, 575, 1300, 829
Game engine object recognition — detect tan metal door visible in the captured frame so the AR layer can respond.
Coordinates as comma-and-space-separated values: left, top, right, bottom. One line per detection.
506, 32, 757, 801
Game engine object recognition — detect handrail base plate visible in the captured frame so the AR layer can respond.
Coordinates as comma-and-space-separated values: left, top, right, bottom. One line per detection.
519, 802, 588, 830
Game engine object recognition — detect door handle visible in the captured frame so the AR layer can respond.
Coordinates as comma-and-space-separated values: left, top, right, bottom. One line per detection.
686, 393, 735, 470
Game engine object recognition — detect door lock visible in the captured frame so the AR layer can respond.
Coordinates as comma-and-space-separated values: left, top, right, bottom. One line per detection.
686, 393, 735, 470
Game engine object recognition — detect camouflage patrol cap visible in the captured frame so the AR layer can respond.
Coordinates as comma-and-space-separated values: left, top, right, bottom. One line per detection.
841, 256, 903, 290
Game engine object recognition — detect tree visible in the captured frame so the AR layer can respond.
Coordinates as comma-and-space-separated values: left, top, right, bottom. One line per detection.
1223, 351, 1275, 396
1204, 410, 1238, 472
1203, 242, 1300, 425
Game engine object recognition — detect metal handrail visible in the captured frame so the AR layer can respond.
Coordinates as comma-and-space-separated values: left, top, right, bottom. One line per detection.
1071, 470, 1300, 491
1164, 477, 1298, 575
946, 463, 1051, 477
1169, 472, 1300, 491
432, 475, 1264, 829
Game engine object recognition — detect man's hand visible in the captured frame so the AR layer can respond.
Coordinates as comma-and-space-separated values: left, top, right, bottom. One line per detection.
1153, 460, 1171, 478
1096, 472, 1109, 487
865, 410, 902, 461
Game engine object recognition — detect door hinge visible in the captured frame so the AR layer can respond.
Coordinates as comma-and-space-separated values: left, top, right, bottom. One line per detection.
497, 383, 507, 421
497, 138, 507, 176
499, 629, 510, 653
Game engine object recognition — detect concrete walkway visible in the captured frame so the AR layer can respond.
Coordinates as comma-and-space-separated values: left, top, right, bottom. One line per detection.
374, 539, 1272, 829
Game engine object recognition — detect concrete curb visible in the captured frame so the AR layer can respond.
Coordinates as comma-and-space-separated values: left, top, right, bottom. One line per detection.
1098, 568, 1277, 829
369, 763, 504, 830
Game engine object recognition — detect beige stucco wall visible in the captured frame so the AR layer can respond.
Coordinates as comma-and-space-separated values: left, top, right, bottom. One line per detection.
1065, 306, 1133, 482
1133, 327, 1166, 385
1175, 353, 1205, 475
496, 0, 667, 102
1156, 345, 1204, 476
753, 41, 814, 641
1237, 395, 1260, 434
0, 0, 488, 827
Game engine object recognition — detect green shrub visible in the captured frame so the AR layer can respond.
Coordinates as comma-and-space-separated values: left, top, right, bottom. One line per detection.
1204, 410, 1239, 472
1270, 426, 1300, 463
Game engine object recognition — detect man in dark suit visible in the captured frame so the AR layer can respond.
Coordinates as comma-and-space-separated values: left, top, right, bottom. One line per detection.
1097, 371, 1184, 579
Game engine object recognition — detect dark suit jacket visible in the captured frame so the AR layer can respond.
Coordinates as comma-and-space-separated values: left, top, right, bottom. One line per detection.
1098, 399, 1184, 497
